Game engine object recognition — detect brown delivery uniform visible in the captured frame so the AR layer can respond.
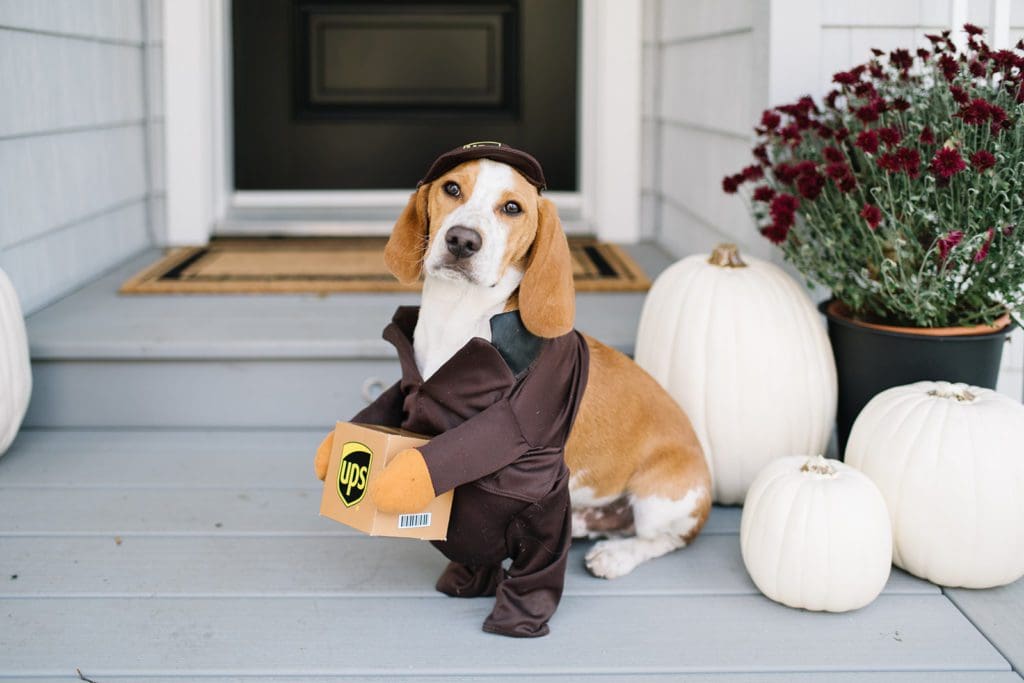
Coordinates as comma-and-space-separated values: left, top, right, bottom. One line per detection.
352, 306, 588, 637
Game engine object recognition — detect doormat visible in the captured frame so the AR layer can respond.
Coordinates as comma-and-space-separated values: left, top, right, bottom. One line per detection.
120, 237, 650, 294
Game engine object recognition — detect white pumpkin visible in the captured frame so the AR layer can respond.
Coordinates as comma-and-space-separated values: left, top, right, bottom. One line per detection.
635, 243, 837, 504
846, 381, 1024, 589
0, 268, 31, 455
741, 455, 892, 612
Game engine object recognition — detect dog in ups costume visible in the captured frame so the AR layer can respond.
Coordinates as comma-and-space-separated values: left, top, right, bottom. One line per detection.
315, 143, 710, 637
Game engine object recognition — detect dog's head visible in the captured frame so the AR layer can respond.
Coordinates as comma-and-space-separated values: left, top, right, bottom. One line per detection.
384, 146, 575, 338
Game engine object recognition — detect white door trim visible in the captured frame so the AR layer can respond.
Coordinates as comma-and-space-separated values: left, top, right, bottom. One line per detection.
163, 0, 643, 245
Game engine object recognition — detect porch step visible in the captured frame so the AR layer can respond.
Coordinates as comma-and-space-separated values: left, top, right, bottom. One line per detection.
24, 245, 674, 428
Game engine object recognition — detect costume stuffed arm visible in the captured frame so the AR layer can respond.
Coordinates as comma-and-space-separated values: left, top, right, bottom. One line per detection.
369, 398, 530, 513
313, 380, 404, 480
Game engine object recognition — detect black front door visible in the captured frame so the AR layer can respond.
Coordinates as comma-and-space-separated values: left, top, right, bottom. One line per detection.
232, 0, 579, 191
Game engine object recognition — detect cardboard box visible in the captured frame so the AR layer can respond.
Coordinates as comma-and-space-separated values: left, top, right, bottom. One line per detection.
319, 422, 453, 540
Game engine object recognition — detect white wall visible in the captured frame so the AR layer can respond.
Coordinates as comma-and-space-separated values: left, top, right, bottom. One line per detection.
642, 0, 774, 262
0, 0, 163, 314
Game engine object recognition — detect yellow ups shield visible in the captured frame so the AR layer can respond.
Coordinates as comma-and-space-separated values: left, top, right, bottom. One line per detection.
337, 441, 372, 507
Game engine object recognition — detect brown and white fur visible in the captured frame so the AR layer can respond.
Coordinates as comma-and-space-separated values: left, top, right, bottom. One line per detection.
386, 158, 711, 578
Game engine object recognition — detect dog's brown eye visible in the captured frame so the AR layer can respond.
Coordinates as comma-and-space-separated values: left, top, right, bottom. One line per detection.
503, 201, 522, 215
444, 182, 461, 198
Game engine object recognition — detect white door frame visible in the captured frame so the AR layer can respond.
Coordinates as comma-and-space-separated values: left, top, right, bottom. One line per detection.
162, 0, 642, 245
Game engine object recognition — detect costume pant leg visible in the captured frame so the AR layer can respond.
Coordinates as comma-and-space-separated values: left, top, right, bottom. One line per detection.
482, 480, 572, 638
432, 484, 527, 599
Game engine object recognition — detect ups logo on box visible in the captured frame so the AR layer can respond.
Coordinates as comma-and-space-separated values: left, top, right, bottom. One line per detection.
337, 441, 372, 507
320, 422, 452, 540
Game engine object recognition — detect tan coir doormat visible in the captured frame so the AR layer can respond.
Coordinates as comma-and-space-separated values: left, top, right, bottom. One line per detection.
120, 237, 651, 294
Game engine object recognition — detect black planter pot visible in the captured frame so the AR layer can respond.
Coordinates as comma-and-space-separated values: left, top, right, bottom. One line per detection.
820, 300, 1012, 457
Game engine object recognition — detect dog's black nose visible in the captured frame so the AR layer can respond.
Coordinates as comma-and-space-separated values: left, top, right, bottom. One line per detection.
445, 226, 482, 259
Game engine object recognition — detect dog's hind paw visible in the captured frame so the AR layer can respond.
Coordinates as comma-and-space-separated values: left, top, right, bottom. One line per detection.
584, 535, 687, 579
584, 538, 645, 579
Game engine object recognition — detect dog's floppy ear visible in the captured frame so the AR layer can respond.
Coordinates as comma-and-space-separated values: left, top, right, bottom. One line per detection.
519, 197, 575, 338
384, 184, 430, 285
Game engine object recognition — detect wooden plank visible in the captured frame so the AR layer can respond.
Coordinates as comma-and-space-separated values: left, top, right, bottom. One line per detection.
18, 671, 1024, 683
0, 594, 1006, 676
947, 580, 1024, 674
0, 533, 936, 598
0, 429, 325, 488
19, 674, 1024, 683
0, 486, 741, 536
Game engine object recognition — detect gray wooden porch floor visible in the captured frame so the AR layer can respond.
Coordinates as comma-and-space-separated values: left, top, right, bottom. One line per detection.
0, 428, 1021, 680
2, 243, 1022, 680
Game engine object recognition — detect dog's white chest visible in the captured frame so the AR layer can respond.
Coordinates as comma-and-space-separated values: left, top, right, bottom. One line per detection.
413, 270, 521, 380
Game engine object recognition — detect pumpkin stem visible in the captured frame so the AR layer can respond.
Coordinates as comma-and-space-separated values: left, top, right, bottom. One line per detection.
927, 385, 977, 403
708, 243, 747, 268
800, 455, 838, 478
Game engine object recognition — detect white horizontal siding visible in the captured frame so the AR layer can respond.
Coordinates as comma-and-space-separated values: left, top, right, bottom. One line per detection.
646, 0, 763, 260
822, 0, 953, 27
0, 29, 145, 139
659, 32, 757, 138
0, 2, 158, 314
0, 200, 150, 313
0, 125, 148, 249
660, 0, 755, 43
0, 0, 143, 44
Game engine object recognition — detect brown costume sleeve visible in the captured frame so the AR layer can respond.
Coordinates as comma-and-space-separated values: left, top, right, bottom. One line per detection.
417, 398, 531, 495
350, 380, 405, 428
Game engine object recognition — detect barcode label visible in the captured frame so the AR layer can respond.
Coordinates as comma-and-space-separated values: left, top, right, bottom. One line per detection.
398, 512, 432, 529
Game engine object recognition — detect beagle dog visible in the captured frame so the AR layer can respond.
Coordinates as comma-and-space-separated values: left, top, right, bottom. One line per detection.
315, 143, 710, 582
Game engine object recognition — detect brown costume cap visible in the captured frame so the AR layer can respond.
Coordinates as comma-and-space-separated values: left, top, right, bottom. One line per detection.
418, 141, 547, 191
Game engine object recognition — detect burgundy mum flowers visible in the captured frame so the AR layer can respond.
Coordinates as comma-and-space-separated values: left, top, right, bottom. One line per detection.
762, 193, 800, 244
833, 70, 859, 86
770, 193, 799, 221
919, 126, 936, 145
773, 162, 799, 184
877, 151, 902, 173
975, 228, 996, 262
753, 144, 770, 165
964, 23, 984, 36
760, 110, 781, 130
971, 149, 996, 171
823, 146, 845, 163
878, 126, 902, 147
897, 147, 922, 178
890, 48, 913, 70
742, 164, 764, 181
939, 54, 959, 81
931, 147, 967, 179
722, 174, 742, 194
855, 129, 880, 154
937, 230, 964, 261
949, 86, 969, 104
860, 204, 883, 230
796, 169, 826, 200
752, 186, 775, 202
958, 98, 992, 125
